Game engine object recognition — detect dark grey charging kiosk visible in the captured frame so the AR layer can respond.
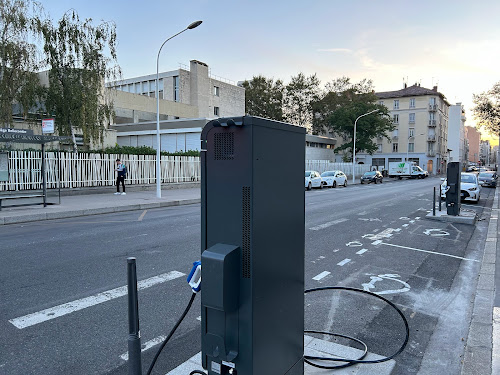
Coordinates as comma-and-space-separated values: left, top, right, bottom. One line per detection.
200, 116, 306, 375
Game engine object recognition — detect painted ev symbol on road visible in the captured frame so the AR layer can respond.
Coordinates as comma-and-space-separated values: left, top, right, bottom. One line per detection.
423, 229, 450, 237
362, 274, 411, 295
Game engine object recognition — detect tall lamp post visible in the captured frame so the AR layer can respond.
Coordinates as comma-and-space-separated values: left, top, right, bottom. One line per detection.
156, 20, 202, 198
352, 109, 379, 184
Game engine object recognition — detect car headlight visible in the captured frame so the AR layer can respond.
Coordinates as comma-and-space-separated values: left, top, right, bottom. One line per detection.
469, 187, 477, 191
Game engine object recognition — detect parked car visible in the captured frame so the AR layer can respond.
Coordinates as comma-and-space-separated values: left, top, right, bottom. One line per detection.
465, 166, 478, 172
478, 172, 497, 188
440, 172, 481, 202
360, 171, 383, 184
478, 167, 492, 173
305, 170, 323, 190
320, 170, 347, 188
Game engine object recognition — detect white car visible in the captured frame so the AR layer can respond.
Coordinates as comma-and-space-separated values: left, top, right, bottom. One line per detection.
320, 170, 347, 188
305, 170, 323, 190
440, 173, 481, 203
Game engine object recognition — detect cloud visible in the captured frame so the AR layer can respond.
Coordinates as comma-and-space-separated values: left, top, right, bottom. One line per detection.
317, 48, 352, 53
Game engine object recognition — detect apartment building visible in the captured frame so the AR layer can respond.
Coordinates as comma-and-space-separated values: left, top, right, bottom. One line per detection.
354, 84, 450, 174
465, 126, 481, 164
448, 103, 467, 166
480, 140, 491, 165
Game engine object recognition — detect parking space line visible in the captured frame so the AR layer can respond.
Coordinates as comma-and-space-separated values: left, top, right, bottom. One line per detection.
356, 249, 368, 255
120, 335, 167, 361
379, 242, 479, 262
312, 271, 331, 281
337, 258, 351, 266
9, 270, 185, 329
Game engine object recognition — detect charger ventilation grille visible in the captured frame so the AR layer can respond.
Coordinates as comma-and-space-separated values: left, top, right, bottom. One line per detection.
214, 132, 234, 160
242, 186, 251, 278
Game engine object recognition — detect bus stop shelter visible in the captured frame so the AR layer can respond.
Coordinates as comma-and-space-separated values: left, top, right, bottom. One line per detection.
0, 130, 70, 209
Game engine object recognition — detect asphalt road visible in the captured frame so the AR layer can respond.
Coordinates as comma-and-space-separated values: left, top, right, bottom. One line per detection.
0, 177, 493, 375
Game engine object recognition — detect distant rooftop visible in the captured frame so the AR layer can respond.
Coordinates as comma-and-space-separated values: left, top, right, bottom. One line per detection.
376, 83, 449, 105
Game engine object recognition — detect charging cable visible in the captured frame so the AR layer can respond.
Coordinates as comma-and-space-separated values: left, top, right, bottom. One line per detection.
145, 262, 201, 375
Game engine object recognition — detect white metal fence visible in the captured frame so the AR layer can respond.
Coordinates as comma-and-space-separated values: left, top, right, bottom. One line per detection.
306, 161, 371, 178
0, 151, 200, 191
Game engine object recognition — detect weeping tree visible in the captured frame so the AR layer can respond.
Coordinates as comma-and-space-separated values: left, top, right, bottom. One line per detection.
0, 0, 44, 125
473, 82, 500, 136
41, 10, 121, 152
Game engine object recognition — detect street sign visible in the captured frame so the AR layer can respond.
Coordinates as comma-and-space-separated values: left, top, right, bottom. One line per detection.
42, 118, 55, 134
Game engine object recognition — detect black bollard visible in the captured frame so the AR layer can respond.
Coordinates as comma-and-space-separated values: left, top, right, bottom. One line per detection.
439, 186, 442, 211
433, 187, 436, 216
127, 257, 142, 375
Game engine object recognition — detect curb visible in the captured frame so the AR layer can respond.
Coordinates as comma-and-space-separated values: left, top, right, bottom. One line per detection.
0, 198, 201, 225
460, 187, 498, 375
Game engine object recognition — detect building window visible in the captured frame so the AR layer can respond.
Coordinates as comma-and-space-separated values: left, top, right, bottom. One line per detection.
173, 76, 179, 102
394, 100, 399, 109
393, 143, 398, 152
410, 98, 415, 108
393, 114, 399, 124
377, 144, 383, 153
408, 142, 415, 152
214, 86, 220, 96
214, 106, 220, 116
409, 113, 415, 123
409, 128, 415, 137
430, 97, 436, 105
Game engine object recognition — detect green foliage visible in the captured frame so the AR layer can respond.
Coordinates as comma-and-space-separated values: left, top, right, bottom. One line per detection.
311, 77, 394, 157
96, 145, 199, 157
284, 73, 320, 130
41, 10, 121, 151
0, 0, 44, 125
241, 75, 284, 121
473, 82, 500, 136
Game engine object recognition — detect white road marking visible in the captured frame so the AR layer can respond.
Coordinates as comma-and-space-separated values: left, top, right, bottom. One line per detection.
415, 217, 421, 220
358, 218, 382, 222
356, 249, 368, 255
346, 241, 363, 247
402, 224, 409, 227
424, 229, 450, 237
337, 258, 351, 266
196, 316, 201, 321
372, 240, 382, 245
313, 271, 331, 281
399, 217, 410, 220
362, 274, 410, 295
9, 271, 185, 329
310, 218, 348, 231
362, 228, 397, 241
138, 209, 148, 221
120, 335, 167, 361
379, 242, 479, 262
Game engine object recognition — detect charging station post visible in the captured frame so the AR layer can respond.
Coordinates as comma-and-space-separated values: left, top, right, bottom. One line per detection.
127, 257, 143, 375
200, 116, 306, 375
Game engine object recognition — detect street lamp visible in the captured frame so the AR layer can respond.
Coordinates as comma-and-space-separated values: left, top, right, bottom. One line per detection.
352, 109, 379, 184
155, 20, 203, 198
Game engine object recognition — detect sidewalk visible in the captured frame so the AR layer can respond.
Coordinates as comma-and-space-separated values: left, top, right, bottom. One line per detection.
0, 186, 201, 225
461, 185, 498, 375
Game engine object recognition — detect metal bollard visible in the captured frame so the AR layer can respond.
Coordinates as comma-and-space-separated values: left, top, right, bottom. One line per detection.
439, 186, 442, 211
433, 187, 436, 216
127, 257, 142, 375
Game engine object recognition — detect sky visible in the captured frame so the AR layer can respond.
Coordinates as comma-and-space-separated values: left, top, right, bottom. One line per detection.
39, 0, 500, 145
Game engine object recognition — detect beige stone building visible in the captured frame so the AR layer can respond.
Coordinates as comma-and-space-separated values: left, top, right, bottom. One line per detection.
353, 84, 450, 175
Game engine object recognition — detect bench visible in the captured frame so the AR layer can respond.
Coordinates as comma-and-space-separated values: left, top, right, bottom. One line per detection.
0, 194, 46, 211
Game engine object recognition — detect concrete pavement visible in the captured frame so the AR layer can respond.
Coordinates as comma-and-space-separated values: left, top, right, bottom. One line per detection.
0, 185, 201, 225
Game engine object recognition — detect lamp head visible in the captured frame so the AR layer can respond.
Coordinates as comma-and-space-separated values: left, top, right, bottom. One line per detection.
187, 21, 203, 29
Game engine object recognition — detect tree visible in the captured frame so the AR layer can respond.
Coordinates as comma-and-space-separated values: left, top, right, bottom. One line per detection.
0, 0, 44, 125
311, 77, 394, 159
283, 73, 320, 131
41, 10, 121, 152
241, 75, 284, 121
473, 82, 500, 136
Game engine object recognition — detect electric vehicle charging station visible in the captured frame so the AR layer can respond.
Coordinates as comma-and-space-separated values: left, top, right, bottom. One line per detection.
200, 116, 306, 375
446, 162, 461, 216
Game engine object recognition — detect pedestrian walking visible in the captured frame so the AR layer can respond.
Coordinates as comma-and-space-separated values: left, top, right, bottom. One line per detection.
115, 158, 127, 195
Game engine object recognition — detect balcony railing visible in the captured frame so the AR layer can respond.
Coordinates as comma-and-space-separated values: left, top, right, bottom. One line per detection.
427, 135, 436, 142
428, 119, 436, 127
427, 150, 436, 157
429, 104, 437, 111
